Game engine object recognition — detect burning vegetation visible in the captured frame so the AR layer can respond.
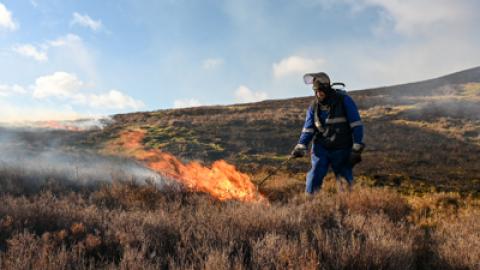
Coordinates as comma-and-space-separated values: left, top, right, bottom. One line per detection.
103, 129, 265, 202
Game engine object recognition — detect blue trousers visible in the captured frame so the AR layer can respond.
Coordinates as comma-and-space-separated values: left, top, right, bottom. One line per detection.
305, 144, 353, 194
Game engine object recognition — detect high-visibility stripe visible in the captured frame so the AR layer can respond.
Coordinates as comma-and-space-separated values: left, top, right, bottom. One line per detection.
350, 120, 363, 128
302, 128, 315, 133
313, 109, 323, 131
314, 107, 321, 129
325, 117, 347, 124
314, 121, 325, 132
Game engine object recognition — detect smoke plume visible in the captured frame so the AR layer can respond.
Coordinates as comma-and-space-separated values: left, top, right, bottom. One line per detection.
0, 124, 174, 195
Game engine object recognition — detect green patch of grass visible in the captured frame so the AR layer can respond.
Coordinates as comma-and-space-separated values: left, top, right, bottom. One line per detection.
141, 125, 229, 161
205, 143, 224, 151
235, 153, 291, 166
144, 126, 192, 147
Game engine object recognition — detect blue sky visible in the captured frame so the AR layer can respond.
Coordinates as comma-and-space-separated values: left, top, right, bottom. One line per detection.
0, 0, 479, 122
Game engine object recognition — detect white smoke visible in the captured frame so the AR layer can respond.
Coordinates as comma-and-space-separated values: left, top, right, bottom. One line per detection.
1, 116, 114, 131
0, 126, 175, 193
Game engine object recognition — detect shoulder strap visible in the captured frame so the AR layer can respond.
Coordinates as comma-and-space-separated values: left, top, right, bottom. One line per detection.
310, 99, 323, 131
328, 91, 344, 113
309, 99, 318, 118
337, 93, 351, 130
335, 89, 347, 96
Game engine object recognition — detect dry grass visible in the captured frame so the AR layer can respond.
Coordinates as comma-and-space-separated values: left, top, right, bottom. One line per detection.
1, 173, 479, 269
461, 82, 480, 96
361, 105, 417, 120
392, 118, 480, 146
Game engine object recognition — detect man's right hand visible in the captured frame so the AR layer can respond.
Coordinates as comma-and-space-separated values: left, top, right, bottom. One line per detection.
291, 144, 307, 158
349, 143, 365, 167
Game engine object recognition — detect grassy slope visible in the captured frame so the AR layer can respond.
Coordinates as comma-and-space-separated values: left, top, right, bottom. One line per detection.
83, 67, 480, 196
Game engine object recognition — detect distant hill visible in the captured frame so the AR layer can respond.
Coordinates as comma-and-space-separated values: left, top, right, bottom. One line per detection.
359, 66, 480, 96
79, 67, 480, 195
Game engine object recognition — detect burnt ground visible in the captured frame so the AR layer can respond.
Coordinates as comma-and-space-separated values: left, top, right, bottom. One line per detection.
71, 67, 480, 196
3, 67, 478, 196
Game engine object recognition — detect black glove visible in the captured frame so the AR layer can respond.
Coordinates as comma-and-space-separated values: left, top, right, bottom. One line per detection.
291, 144, 307, 158
349, 143, 365, 167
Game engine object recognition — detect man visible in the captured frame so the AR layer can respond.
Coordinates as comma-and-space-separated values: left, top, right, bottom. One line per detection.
291, 72, 364, 194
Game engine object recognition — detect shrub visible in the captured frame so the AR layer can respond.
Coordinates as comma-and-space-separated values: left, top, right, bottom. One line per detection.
0, 178, 479, 269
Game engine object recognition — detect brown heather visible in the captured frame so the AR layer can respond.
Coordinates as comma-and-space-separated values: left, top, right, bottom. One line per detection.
0, 174, 479, 270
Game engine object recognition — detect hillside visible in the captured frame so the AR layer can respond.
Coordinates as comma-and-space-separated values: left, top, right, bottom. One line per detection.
1, 67, 480, 269
80, 67, 480, 197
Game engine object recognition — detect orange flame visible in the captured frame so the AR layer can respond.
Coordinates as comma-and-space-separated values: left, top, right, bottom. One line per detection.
107, 129, 265, 202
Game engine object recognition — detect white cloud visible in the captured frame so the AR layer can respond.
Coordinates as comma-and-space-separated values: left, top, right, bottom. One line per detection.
354, 36, 480, 88
71, 12, 103, 32
79, 90, 145, 110
275, 1, 480, 90
202, 58, 224, 70
10, 34, 96, 79
12, 44, 48, 62
48, 33, 82, 47
10, 34, 99, 71
313, 1, 480, 89
31, 72, 144, 110
273, 56, 325, 78
0, 3, 17, 31
234, 85, 268, 103
30, 0, 38, 8
352, 0, 473, 36
173, 99, 202, 108
46, 34, 98, 82
32, 72, 83, 99
0, 84, 26, 97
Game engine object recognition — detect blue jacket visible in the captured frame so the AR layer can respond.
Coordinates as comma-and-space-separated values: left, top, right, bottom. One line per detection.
298, 92, 363, 149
